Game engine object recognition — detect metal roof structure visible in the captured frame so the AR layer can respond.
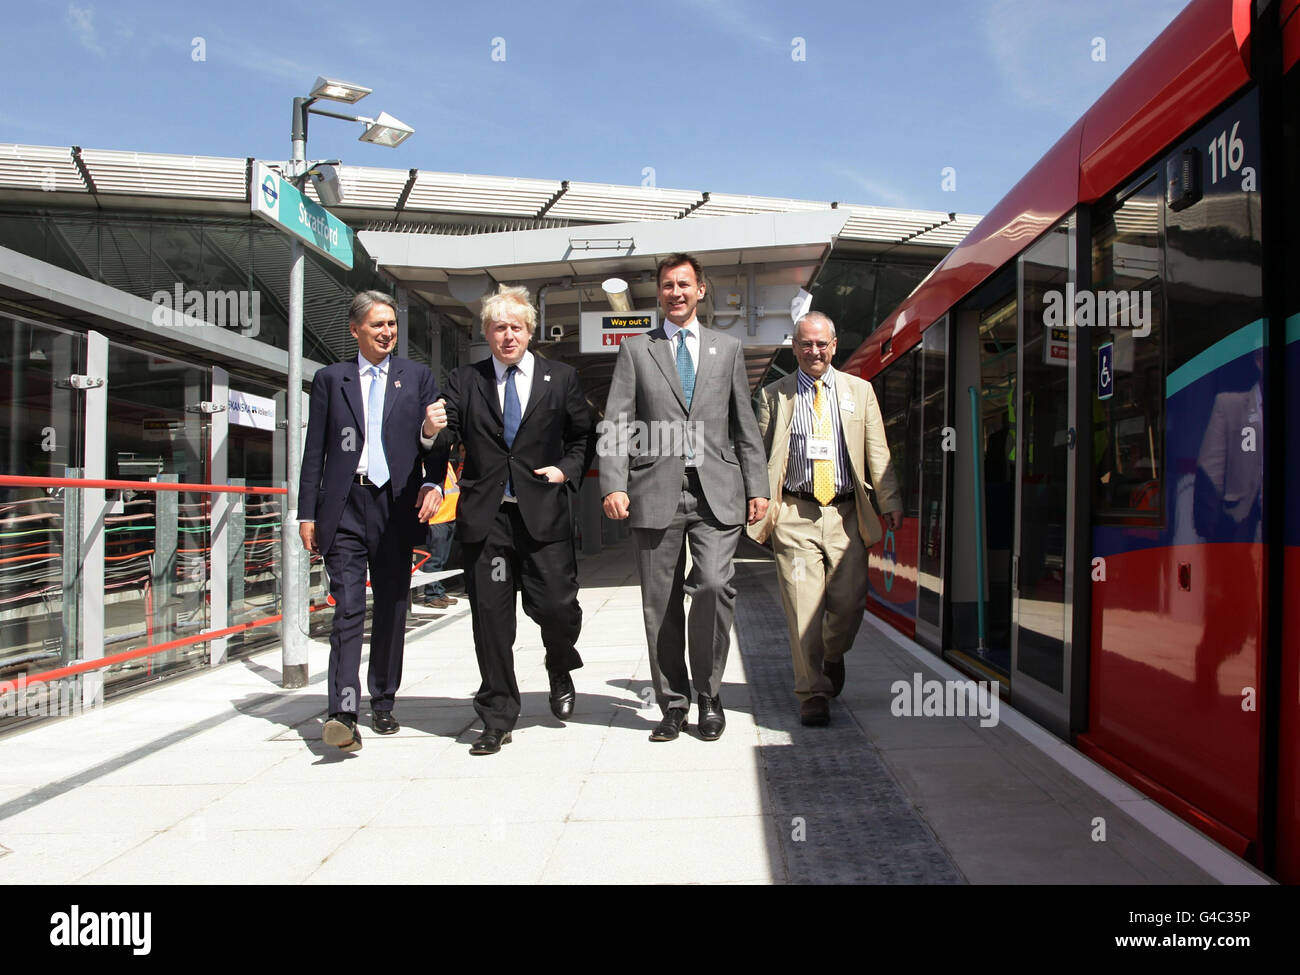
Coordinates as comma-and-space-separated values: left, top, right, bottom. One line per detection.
0, 143, 979, 248
0, 143, 982, 404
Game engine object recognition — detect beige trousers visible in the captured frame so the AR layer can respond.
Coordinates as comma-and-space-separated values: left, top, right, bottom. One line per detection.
770, 494, 870, 703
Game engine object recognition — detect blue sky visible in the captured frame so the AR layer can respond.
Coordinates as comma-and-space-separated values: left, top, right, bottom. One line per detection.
2, 0, 1190, 215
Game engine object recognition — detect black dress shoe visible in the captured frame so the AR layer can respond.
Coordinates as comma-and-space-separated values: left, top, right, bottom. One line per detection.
697, 694, 725, 740
824, 658, 846, 697
548, 669, 576, 721
323, 714, 362, 752
470, 728, 512, 755
800, 696, 831, 726
649, 707, 688, 742
372, 710, 400, 735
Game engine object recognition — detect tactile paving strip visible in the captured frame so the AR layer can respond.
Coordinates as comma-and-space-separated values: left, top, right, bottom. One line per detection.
732, 559, 966, 884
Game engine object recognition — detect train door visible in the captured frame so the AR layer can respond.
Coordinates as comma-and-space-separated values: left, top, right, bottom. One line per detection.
947, 268, 1016, 681
1009, 218, 1077, 737
1272, 0, 1300, 884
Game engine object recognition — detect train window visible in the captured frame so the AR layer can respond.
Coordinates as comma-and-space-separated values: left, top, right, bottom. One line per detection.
1091, 176, 1165, 522
872, 348, 922, 520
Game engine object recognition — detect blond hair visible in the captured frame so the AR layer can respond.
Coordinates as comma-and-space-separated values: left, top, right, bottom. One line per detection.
480, 284, 536, 334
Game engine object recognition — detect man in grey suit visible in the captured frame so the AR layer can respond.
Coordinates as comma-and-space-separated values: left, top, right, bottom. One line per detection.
600, 253, 768, 741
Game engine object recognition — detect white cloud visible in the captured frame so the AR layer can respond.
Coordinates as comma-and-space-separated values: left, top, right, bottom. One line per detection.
669, 0, 780, 51
825, 163, 909, 208
982, 0, 1186, 118
65, 3, 102, 55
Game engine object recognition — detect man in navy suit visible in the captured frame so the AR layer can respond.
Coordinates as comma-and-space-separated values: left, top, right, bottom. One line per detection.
425, 285, 595, 755
298, 290, 447, 752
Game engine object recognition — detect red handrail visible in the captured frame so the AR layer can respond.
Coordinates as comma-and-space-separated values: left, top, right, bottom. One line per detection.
0, 476, 286, 495
15, 611, 288, 685
1, 474, 298, 687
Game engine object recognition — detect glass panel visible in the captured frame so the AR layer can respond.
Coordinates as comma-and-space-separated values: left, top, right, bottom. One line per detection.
867, 348, 921, 618
1017, 222, 1073, 692
102, 341, 211, 692
223, 375, 283, 657
1091, 177, 1165, 521
916, 318, 948, 632
226, 489, 288, 656
978, 289, 1017, 669
0, 319, 85, 722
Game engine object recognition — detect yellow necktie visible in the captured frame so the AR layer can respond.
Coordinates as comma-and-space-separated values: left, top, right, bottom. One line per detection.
813, 380, 835, 505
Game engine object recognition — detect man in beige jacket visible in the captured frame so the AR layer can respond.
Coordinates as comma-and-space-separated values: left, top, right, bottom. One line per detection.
750, 312, 902, 726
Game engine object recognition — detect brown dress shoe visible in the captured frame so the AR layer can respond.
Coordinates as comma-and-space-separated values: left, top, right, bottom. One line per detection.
800, 697, 831, 726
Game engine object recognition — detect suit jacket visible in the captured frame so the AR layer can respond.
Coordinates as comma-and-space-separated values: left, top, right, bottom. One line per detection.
599, 324, 768, 529
299, 355, 445, 554
749, 368, 902, 548
443, 355, 596, 544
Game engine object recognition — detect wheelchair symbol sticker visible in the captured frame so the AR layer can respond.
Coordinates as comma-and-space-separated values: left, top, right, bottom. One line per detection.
1098, 342, 1114, 401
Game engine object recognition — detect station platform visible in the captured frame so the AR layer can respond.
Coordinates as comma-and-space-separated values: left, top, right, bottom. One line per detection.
0, 539, 1271, 885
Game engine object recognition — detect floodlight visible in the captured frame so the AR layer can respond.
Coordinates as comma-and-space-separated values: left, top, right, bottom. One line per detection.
359, 112, 414, 148
310, 77, 372, 103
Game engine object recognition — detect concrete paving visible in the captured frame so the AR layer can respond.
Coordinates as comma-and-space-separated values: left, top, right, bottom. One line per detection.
0, 538, 1272, 885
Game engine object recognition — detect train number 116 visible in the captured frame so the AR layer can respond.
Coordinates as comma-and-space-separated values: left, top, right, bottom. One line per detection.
1207, 122, 1245, 184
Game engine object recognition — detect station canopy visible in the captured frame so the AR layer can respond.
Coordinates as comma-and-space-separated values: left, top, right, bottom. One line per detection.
0, 144, 981, 408
361, 209, 855, 409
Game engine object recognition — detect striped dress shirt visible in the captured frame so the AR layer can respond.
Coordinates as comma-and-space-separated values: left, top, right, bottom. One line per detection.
783, 367, 853, 497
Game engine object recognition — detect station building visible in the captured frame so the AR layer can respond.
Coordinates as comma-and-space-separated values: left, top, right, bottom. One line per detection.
0, 141, 977, 716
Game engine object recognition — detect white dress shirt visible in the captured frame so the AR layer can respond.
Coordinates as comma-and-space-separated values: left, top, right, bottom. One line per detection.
356, 352, 389, 478
663, 317, 701, 466
662, 317, 700, 373
492, 349, 535, 414
492, 350, 534, 503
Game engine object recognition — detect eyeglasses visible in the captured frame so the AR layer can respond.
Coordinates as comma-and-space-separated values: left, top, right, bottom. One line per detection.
796, 341, 833, 352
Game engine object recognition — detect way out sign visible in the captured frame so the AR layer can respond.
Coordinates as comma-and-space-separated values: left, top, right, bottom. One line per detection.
250, 161, 354, 269
580, 311, 657, 354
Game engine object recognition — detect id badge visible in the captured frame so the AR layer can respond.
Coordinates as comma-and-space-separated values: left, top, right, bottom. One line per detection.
806, 437, 833, 460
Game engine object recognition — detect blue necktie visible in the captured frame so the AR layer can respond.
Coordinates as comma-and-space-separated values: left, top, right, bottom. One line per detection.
503, 365, 521, 497
366, 364, 389, 487
675, 330, 695, 409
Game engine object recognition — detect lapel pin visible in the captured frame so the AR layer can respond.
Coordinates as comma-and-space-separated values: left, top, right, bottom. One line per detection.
394, 380, 402, 388
709, 347, 717, 355
544, 374, 552, 382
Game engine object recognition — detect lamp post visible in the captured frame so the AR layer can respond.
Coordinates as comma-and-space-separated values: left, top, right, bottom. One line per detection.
280, 77, 413, 688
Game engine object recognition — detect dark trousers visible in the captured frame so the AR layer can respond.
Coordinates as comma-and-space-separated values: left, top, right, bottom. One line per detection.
324, 480, 413, 717
421, 521, 455, 598
463, 502, 583, 731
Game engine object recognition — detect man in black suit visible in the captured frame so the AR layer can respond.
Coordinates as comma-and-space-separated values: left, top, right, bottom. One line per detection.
426, 284, 596, 755
298, 290, 447, 753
